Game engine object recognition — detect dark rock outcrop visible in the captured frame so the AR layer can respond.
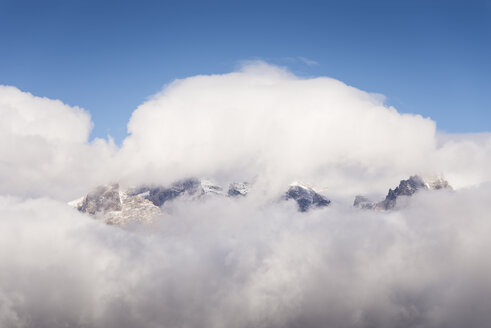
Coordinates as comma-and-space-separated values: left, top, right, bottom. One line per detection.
285, 183, 331, 212
378, 175, 427, 210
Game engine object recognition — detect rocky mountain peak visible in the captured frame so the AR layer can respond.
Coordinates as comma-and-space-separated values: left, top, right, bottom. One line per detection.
72, 178, 237, 225
72, 175, 452, 226
285, 182, 331, 212
74, 183, 160, 225
354, 175, 452, 210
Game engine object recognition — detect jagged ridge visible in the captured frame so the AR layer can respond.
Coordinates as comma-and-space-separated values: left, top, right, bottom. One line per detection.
354, 175, 452, 210
71, 175, 450, 226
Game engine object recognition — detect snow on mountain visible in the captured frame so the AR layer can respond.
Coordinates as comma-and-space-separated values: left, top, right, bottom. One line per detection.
127, 178, 224, 207
227, 182, 249, 197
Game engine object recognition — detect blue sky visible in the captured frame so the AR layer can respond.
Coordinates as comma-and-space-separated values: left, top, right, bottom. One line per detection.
1, 0, 489, 143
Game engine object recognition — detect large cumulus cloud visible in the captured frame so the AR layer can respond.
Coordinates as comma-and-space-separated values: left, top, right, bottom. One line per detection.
119, 63, 436, 195
118, 62, 491, 197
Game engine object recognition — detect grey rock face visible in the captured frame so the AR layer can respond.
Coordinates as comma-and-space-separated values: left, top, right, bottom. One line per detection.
354, 175, 452, 211
72, 178, 229, 225
285, 183, 331, 212
128, 178, 201, 207
378, 175, 427, 210
78, 183, 122, 215
128, 178, 224, 207
75, 183, 160, 225
228, 182, 249, 197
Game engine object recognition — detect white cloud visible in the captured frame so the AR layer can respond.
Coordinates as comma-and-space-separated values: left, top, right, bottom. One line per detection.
2, 63, 491, 200
0, 86, 117, 200
297, 56, 319, 66
0, 85, 92, 143
118, 62, 491, 197
2, 62, 491, 327
0, 62, 491, 200
1, 184, 491, 327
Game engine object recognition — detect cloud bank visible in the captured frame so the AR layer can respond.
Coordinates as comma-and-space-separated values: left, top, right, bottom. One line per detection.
2, 185, 491, 327
1, 62, 491, 327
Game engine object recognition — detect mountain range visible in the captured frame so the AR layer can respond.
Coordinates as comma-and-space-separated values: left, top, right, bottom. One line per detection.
70, 176, 451, 225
